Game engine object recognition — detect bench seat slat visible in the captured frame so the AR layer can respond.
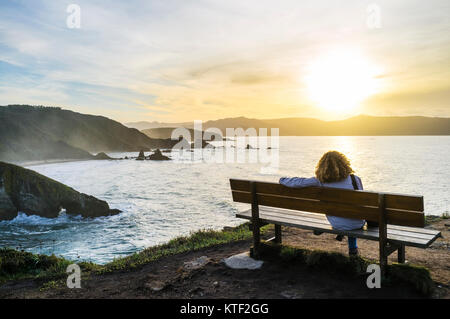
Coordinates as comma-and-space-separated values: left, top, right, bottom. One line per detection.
387, 224, 440, 235
263, 206, 438, 236
236, 208, 441, 248
255, 208, 438, 241
257, 214, 435, 243
236, 211, 432, 248
245, 209, 437, 243
237, 211, 431, 247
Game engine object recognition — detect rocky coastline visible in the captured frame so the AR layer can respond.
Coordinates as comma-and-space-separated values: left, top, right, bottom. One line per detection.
0, 161, 120, 221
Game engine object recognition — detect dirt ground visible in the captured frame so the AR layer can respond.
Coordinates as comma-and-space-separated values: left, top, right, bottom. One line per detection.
0, 219, 448, 299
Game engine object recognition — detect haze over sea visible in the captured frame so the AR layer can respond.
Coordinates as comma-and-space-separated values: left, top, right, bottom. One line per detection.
0, 136, 448, 264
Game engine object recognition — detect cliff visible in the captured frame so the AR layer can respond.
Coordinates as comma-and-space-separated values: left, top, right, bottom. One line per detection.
0, 161, 120, 220
0, 105, 178, 162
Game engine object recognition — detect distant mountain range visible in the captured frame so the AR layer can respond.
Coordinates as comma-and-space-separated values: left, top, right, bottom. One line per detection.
126, 121, 193, 131
141, 127, 223, 141
2, 105, 448, 163
0, 105, 178, 163
127, 115, 450, 136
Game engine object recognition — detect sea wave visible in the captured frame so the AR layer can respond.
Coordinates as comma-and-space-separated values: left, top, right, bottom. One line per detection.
0, 211, 83, 226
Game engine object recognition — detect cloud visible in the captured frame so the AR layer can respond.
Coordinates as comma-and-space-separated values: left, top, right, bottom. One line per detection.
0, 0, 449, 122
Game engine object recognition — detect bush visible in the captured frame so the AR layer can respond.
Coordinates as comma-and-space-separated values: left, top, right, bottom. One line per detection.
257, 242, 435, 296
388, 263, 435, 296
0, 248, 70, 282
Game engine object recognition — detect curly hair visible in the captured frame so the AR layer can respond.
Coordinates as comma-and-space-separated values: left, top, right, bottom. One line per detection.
315, 151, 354, 183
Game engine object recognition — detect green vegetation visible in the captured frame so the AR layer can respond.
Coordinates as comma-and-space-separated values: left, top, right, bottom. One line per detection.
388, 263, 435, 296
99, 223, 265, 273
425, 213, 448, 225
0, 223, 435, 296
259, 241, 370, 276
0, 223, 265, 283
257, 241, 435, 296
0, 248, 72, 283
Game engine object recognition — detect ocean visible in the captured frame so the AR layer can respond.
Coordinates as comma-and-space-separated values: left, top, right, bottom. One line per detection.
0, 136, 448, 264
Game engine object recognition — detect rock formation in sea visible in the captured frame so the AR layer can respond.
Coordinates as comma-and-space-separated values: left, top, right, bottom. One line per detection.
94, 152, 114, 160
136, 150, 145, 160
148, 149, 171, 161
190, 140, 213, 149
0, 161, 121, 221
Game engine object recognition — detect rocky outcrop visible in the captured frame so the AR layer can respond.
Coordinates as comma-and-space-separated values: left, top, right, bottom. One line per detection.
136, 150, 146, 160
0, 161, 121, 221
93, 152, 114, 160
149, 149, 170, 161
190, 140, 213, 149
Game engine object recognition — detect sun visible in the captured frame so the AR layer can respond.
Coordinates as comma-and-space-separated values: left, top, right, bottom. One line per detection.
305, 48, 381, 113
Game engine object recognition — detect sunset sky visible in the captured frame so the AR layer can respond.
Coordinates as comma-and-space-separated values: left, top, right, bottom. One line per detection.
0, 0, 449, 122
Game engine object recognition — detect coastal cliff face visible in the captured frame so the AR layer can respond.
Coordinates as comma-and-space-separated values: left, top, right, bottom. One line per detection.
0, 161, 120, 221
0, 105, 179, 163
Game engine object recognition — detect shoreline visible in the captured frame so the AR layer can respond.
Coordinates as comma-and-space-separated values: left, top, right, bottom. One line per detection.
17, 158, 94, 167
0, 217, 448, 299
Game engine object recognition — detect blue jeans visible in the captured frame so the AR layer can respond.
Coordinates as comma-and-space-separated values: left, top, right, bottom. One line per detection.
348, 237, 357, 250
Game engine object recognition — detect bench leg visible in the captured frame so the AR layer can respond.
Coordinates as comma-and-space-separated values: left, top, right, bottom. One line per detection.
398, 244, 405, 263
379, 249, 388, 276
379, 240, 388, 277
251, 222, 261, 258
378, 194, 388, 277
274, 224, 282, 244
250, 182, 260, 258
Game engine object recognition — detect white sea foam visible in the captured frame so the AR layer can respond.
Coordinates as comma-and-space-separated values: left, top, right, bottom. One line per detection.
1, 211, 80, 226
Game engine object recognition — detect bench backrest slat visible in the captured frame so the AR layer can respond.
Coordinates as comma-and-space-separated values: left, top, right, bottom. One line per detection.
230, 179, 425, 228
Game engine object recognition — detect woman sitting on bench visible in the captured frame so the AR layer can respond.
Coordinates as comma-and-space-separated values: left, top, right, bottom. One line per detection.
279, 150, 365, 256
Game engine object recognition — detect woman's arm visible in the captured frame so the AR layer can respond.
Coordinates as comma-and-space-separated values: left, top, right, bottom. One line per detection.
279, 177, 321, 188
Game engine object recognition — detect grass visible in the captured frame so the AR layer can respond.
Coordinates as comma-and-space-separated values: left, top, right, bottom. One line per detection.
0, 248, 72, 284
257, 241, 436, 296
0, 222, 267, 282
0, 223, 436, 296
99, 222, 267, 273
424, 213, 449, 225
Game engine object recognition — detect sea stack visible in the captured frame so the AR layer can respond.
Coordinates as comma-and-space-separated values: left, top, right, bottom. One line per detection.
149, 149, 171, 161
190, 140, 213, 149
136, 150, 145, 160
0, 162, 121, 221
94, 152, 113, 160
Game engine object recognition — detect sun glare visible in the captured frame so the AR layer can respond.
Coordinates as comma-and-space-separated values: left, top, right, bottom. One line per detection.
305, 48, 381, 113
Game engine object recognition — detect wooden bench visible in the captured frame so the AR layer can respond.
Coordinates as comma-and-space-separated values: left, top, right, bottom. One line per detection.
229, 179, 441, 274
